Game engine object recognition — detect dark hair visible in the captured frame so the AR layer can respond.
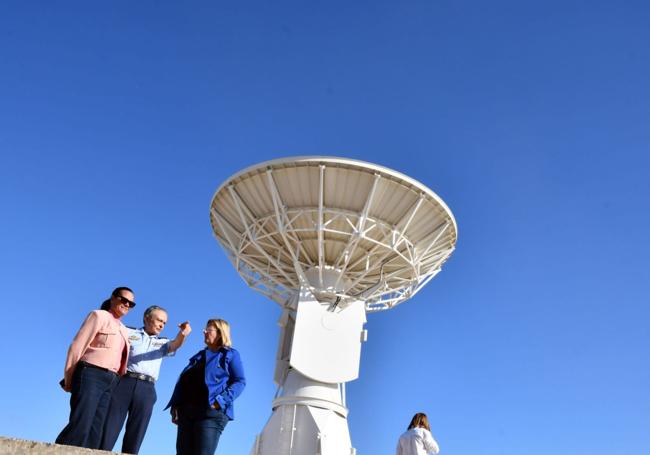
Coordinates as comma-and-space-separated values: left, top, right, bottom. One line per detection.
100, 286, 134, 311
407, 413, 430, 431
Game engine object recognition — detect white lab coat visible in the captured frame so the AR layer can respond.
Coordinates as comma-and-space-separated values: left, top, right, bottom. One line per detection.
395, 427, 440, 455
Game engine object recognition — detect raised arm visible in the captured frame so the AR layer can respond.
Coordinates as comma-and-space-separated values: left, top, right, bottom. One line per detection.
167, 321, 192, 354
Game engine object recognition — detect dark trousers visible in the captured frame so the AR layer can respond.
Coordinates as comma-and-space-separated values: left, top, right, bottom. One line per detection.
176, 405, 229, 455
56, 363, 119, 449
100, 375, 157, 454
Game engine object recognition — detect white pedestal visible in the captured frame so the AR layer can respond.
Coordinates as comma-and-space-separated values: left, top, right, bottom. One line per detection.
251, 370, 356, 455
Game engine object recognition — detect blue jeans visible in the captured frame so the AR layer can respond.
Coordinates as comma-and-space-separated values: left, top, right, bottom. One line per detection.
176, 404, 229, 455
100, 376, 157, 454
56, 363, 119, 448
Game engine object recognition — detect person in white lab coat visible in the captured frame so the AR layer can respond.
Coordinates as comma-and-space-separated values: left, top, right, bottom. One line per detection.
396, 412, 440, 455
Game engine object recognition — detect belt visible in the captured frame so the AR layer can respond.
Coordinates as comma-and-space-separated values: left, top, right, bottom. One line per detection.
125, 371, 156, 383
78, 361, 116, 375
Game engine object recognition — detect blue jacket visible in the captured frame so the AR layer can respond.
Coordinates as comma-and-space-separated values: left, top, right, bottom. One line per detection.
165, 347, 246, 420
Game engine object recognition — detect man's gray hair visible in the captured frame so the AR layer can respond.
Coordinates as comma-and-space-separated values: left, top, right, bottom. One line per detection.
144, 305, 167, 320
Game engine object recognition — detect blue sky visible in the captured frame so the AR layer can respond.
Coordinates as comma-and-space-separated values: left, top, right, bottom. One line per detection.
1, 1, 649, 454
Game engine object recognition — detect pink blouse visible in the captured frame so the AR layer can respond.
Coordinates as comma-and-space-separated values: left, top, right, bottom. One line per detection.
63, 310, 130, 388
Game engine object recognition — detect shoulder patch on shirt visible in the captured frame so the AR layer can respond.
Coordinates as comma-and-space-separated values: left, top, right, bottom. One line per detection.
129, 335, 140, 341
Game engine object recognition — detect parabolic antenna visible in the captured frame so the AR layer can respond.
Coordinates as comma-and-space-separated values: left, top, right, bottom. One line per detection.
210, 157, 457, 454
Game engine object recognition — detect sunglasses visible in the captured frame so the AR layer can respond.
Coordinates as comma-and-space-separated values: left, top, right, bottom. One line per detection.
116, 295, 136, 308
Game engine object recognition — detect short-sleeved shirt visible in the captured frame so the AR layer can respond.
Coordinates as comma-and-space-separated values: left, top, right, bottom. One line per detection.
126, 327, 174, 381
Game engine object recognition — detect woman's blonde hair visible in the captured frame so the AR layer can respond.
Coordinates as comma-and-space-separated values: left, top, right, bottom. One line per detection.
206, 318, 232, 347
407, 412, 430, 431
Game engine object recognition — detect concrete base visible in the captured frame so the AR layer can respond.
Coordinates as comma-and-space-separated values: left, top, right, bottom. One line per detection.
0, 437, 118, 454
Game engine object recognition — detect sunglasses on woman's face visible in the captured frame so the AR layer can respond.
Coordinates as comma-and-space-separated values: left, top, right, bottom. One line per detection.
116, 295, 136, 308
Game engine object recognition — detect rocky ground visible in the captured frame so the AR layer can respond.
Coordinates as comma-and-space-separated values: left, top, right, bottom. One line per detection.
0, 437, 119, 455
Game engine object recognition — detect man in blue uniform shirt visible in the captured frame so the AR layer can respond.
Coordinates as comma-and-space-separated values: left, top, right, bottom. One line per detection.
100, 305, 192, 454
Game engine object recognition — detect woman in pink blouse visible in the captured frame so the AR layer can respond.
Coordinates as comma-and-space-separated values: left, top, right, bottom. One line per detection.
56, 287, 134, 449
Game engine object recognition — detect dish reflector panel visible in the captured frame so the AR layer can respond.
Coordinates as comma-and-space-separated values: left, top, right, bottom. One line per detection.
210, 156, 457, 311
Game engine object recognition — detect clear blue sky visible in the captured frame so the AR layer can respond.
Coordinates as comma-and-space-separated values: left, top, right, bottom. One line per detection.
1, 2, 649, 454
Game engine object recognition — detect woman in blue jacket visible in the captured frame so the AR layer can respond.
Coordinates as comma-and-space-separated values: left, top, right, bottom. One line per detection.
166, 318, 246, 455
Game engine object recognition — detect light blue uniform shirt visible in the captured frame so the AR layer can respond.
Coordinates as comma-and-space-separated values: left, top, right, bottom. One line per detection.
126, 327, 174, 381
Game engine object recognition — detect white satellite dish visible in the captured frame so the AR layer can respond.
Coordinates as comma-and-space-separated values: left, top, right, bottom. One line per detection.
210, 156, 457, 455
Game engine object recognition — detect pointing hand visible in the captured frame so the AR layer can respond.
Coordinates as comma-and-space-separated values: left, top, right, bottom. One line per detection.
178, 321, 192, 336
